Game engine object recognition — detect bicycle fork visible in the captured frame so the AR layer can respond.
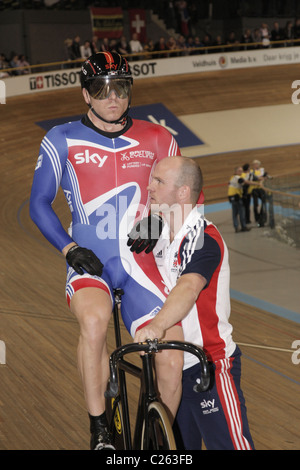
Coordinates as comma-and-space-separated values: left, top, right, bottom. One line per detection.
133, 353, 157, 449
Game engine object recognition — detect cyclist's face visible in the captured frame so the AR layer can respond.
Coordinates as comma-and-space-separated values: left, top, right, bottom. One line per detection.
91, 90, 129, 123
83, 80, 130, 124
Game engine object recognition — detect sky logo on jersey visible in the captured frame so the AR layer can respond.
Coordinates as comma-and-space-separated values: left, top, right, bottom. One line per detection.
74, 150, 108, 167
35, 103, 204, 148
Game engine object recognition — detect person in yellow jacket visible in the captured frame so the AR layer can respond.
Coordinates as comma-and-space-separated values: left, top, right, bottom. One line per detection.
228, 166, 251, 233
241, 163, 252, 224
251, 160, 268, 226
241, 163, 262, 224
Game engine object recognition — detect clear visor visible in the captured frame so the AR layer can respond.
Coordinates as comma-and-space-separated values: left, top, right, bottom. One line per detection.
88, 78, 132, 100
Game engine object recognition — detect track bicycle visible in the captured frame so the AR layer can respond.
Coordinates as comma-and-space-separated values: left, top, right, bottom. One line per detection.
105, 288, 210, 450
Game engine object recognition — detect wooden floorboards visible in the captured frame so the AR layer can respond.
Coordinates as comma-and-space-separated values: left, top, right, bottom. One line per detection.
1, 63, 300, 450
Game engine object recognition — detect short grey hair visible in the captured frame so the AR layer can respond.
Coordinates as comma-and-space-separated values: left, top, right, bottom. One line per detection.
174, 156, 203, 204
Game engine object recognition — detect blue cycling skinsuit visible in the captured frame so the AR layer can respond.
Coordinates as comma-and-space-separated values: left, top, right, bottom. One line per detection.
30, 114, 180, 335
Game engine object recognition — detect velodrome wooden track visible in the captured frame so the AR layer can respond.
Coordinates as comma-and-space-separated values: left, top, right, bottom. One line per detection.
1, 63, 300, 450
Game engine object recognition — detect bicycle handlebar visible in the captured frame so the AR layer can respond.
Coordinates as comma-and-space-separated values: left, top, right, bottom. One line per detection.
105, 339, 210, 398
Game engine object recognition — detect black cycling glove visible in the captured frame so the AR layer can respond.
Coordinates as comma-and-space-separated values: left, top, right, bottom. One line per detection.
127, 214, 164, 254
66, 245, 103, 276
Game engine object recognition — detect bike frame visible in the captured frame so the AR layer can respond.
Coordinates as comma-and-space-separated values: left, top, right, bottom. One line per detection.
107, 289, 161, 449
106, 288, 210, 450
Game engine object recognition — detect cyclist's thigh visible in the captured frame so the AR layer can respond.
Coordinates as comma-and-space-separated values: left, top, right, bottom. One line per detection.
120, 274, 167, 338
66, 267, 114, 323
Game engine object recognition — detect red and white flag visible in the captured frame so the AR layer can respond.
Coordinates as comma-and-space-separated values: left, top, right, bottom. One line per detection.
128, 9, 147, 43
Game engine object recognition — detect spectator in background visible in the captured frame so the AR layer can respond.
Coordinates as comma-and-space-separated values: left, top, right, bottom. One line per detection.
129, 32, 144, 59
176, 35, 188, 55
177, 0, 190, 37
252, 28, 262, 47
226, 31, 239, 50
143, 38, 155, 58
228, 166, 250, 233
188, 1, 200, 37
64, 38, 74, 63
109, 39, 118, 53
154, 36, 169, 58
241, 29, 254, 50
167, 36, 178, 56
71, 35, 81, 60
100, 37, 111, 53
271, 21, 285, 45
293, 18, 300, 39
80, 40, 92, 59
90, 35, 100, 54
117, 35, 130, 56
184, 35, 195, 54
251, 160, 268, 227
241, 163, 254, 225
9, 54, 21, 75
260, 22, 271, 48
213, 35, 225, 52
202, 33, 212, 52
284, 20, 294, 45
165, 0, 177, 30
18, 54, 31, 74
242, 162, 267, 225
190, 36, 202, 55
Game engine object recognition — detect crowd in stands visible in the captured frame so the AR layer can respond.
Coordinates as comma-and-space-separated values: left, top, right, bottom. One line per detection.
0, 52, 31, 78
61, 17, 300, 67
2, 16, 300, 77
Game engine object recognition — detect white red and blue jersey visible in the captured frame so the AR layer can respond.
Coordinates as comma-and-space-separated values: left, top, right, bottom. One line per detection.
153, 207, 236, 368
152, 208, 254, 450
30, 115, 180, 334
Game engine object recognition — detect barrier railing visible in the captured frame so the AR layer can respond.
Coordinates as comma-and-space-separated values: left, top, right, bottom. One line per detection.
2, 37, 300, 76
263, 172, 300, 248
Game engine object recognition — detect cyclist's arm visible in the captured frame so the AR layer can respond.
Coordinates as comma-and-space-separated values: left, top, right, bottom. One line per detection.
133, 273, 207, 343
155, 125, 181, 160
29, 129, 73, 253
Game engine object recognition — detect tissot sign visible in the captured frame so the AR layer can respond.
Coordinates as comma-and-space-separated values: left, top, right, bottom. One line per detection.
26, 62, 159, 94
29, 71, 81, 90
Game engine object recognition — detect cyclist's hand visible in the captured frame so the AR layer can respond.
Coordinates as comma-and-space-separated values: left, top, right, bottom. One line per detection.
66, 245, 103, 276
127, 214, 164, 254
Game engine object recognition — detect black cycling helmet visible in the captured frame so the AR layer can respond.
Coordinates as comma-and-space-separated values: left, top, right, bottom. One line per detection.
80, 51, 132, 89
80, 52, 133, 125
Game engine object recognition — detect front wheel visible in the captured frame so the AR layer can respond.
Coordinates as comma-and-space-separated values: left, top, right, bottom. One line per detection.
141, 402, 176, 450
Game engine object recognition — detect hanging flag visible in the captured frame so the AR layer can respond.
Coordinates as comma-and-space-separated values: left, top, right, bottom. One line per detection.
90, 7, 123, 39
128, 9, 147, 43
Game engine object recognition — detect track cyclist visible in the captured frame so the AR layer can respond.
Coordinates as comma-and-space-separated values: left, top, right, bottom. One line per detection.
30, 51, 183, 450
